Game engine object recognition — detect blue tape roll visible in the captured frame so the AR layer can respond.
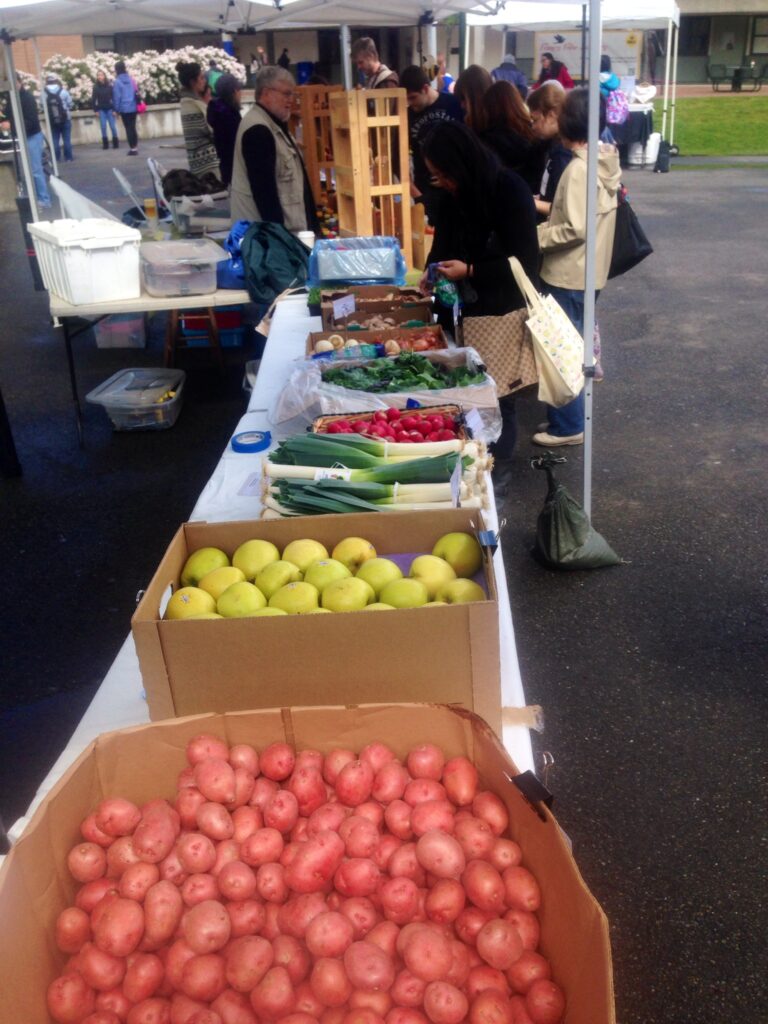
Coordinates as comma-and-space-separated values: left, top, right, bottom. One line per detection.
231, 430, 271, 453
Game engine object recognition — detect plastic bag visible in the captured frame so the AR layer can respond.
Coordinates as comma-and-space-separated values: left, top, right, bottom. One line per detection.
531, 453, 621, 570
308, 236, 407, 287
269, 348, 501, 442
217, 218, 250, 289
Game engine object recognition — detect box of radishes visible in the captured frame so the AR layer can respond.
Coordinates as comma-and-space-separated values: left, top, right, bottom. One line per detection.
0, 703, 614, 1024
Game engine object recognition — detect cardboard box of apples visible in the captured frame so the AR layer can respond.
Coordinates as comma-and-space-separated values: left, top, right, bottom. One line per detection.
132, 510, 501, 727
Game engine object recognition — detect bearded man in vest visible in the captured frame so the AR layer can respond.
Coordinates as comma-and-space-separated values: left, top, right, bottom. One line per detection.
230, 66, 319, 232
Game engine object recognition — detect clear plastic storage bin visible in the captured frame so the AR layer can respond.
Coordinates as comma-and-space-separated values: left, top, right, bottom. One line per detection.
29, 219, 141, 305
140, 239, 223, 297
86, 368, 185, 431
94, 314, 146, 349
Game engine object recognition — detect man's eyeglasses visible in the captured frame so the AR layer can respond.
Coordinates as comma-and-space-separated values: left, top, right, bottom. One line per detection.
268, 86, 295, 100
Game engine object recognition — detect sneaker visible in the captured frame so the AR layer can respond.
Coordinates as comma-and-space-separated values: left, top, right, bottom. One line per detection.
593, 363, 604, 382
532, 431, 584, 447
128, 148, 138, 156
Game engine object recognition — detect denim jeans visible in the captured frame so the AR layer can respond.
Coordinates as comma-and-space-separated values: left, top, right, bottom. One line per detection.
51, 120, 73, 160
98, 109, 118, 140
543, 285, 600, 437
27, 130, 51, 206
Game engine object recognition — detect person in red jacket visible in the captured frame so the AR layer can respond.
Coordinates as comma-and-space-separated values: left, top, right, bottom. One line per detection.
532, 52, 575, 91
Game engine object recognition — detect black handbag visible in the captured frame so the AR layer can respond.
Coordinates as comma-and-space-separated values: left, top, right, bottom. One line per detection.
608, 191, 653, 279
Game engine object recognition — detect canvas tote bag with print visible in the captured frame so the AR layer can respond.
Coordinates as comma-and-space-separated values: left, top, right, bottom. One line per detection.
509, 257, 584, 408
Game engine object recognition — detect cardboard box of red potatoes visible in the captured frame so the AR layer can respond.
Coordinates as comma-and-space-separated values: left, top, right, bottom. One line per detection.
0, 703, 614, 1024
132, 510, 501, 729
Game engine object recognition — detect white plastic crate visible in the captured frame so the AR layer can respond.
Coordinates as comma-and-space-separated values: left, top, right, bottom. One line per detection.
29, 219, 141, 305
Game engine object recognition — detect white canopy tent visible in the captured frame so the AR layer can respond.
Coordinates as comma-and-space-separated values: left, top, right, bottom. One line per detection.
1, 0, 620, 514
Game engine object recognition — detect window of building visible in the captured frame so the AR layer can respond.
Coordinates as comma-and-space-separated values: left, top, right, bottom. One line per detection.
752, 16, 768, 55
678, 16, 711, 58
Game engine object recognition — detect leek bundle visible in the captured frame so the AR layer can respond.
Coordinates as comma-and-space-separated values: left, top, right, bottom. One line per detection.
269, 432, 480, 466
263, 478, 484, 516
266, 452, 470, 484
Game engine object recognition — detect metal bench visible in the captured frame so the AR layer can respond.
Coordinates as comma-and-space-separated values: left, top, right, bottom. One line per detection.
706, 64, 731, 91
739, 64, 764, 92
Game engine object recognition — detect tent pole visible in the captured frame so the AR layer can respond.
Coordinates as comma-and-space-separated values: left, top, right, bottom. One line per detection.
340, 24, 352, 90
2, 40, 40, 223
582, 0, 601, 520
459, 13, 469, 73
581, 4, 587, 83
669, 20, 679, 148
660, 18, 672, 139
426, 23, 438, 68
33, 37, 58, 178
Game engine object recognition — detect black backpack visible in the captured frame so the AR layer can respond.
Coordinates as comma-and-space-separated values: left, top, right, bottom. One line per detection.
47, 90, 66, 126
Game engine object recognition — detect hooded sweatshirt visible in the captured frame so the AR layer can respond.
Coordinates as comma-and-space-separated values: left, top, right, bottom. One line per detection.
44, 82, 73, 121
538, 144, 620, 291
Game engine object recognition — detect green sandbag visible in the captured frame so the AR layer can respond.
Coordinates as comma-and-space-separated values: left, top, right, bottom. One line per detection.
531, 453, 621, 570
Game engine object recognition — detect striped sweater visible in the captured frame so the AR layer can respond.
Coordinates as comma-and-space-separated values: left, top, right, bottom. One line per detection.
179, 89, 221, 180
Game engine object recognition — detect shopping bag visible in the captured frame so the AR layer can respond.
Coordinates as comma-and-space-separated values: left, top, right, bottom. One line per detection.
509, 258, 584, 408
460, 308, 537, 398
608, 192, 653, 279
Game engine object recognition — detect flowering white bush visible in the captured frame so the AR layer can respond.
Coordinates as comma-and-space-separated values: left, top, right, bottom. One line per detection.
41, 47, 246, 109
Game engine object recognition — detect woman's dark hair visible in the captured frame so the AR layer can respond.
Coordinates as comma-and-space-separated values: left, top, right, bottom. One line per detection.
421, 120, 500, 229
600, 55, 612, 73
537, 52, 565, 85
484, 80, 534, 141
114, 60, 126, 75
558, 86, 606, 142
454, 64, 492, 133
177, 61, 202, 89
215, 73, 242, 108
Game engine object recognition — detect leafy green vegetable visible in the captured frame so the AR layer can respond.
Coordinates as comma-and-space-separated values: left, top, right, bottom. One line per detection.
322, 353, 486, 393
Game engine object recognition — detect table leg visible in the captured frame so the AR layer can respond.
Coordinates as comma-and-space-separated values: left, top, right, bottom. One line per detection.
732, 69, 743, 91
62, 317, 84, 448
0, 383, 22, 478
164, 309, 179, 368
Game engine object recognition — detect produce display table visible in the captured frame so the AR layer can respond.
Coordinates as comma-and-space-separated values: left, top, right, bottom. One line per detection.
7, 294, 535, 852
48, 287, 251, 445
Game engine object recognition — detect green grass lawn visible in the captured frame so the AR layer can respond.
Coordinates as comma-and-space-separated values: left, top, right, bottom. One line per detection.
653, 96, 768, 156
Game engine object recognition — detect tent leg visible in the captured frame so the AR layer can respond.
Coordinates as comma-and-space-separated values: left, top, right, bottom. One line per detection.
459, 13, 469, 73
33, 37, 58, 178
340, 24, 352, 90
660, 18, 672, 140
582, 0, 602, 520
2, 40, 40, 223
581, 5, 587, 83
669, 22, 679, 149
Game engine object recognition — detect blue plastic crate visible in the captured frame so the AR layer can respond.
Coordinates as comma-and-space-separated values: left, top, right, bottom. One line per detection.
185, 327, 244, 348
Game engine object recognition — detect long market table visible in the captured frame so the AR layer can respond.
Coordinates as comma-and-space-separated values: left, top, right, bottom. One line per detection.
6, 292, 536, 851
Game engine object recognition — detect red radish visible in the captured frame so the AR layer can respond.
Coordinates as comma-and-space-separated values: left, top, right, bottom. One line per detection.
396, 431, 411, 443
373, 411, 388, 423
437, 430, 455, 442
385, 408, 401, 420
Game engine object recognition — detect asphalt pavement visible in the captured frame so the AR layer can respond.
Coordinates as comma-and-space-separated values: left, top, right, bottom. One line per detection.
0, 142, 766, 1024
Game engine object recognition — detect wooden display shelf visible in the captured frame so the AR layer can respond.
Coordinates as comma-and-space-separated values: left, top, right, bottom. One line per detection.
290, 84, 343, 207
329, 89, 413, 269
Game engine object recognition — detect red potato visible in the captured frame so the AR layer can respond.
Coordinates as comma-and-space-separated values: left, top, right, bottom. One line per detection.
272, 933, 312, 985
503, 911, 539, 952
308, 801, 349, 836
410, 801, 455, 837
403, 780, 446, 807
178, 833, 217, 874
224, 935, 274, 993
423, 982, 467, 1024
476, 919, 523, 971
335, 760, 375, 806
250, 965, 296, 1018
227, 898, 266, 938
182, 874, 220, 908
466, 966, 510, 998
176, 789, 208, 831
455, 908, 494, 947
295, 748, 324, 772
211, 989, 258, 1024
229, 744, 260, 776
395, 923, 429, 959
471, 793, 509, 837
391, 969, 427, 1008
82, 1012, 122, 1024
323, 748, 357, 785
373, 835, 401, 872
462, 861, 505, 913
187, 734, 230, 766
93, 897, 144, 957
218, 861, 257, 902
82, 813, 116, 849
524, 980, 564, 1024
231, 806, 263, 844
278, 892, 328, 938
343, 1009, 385, 1024
96, 987, 133, 1021
402, 928, 452, 983
126, 997, 172, 1024
249, 776, 279, 811
488, 840, 522, 872
77, 878, 118, 914
256, 861, 289, 903
187, 1011, 222, 1024
453, 818, 495, 862
183, 900, 231, 954
124, 953, 165, 1003
260, 743, 296, 782
365, 920, 399, 957
444, 940, 471, 988
502, 867, 541, 913
425, 879, 466, 923
68, 842, 108, 883
291, 817, 310, 843
358, 742, 396, 774
165, 940, 198, 991
322, 1009, 349, 1024
349, 989, 392, 1015
106, 836, 143, 878
355, 802, 385, 829
284, 830, 345, 894
388, 843, 426, 885
180, 953, 227, 1002
47, 973, 96, 1023
378, 876, 420, 925
170, 992, 208, 1024
372, 763, 409, 803
79, 942, 126, 991
134, 806, 179, 865
160, 849, 188, 887
383, 800, 412, 840
416, 831, 465, 880
279, 1015, 320, 1024
265, 790, 300, 834
143, 881, 184, 948
120, 862, 161, 902
406, 745, 445, 782
440, 758, 478, 807
241, 827, 284, 866
96, 798, 142, 838
310, 957, 354, 1007
56, 906, 92, 954
339, 816, 380, 858
212, 840, 241, 878
261, 901, 282, 940
305, 910, 355, 957
506, 952, 551, 996
90, 891, 121, 932
196, 803, 235, 843
386, 1011, 429, 1024
335, 858, 380, 898
281, 840, 302, 868
344, 940, 395, 992
288, 766, 327, 816
178, 767, 197, 789
294, 979, 326, 1017
231, 768, 256, 810
469, 989, 515, 1024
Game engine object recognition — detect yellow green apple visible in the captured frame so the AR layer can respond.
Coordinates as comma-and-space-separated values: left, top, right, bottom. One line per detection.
165, 586, 217, 620
256, 560, 303, 599
379, 578, 430, 609
431, 532, 483, 578
436, 579, 486, 604
332, 536, 377, 572
304, 558, 352, 594
181, 547, 230, 587
250, 607, 288, 617
187, 612, 224, 619
269, 581, 320, 614
282, 538, 329, 573
217, 581, 268, 617
198, 565, 246, 602
363, 602, 396, 611
321, 576, 375, 612
232, 539, 280, 580
408, 554, 456, 599
355, 557, 403, 597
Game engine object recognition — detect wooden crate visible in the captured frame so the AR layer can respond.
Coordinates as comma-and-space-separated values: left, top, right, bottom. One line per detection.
290, 84, 343, 207
329, 89, 413, 269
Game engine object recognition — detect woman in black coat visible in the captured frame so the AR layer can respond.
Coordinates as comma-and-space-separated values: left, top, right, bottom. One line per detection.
205, 73, 242, 187
420, 121, 539, 493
